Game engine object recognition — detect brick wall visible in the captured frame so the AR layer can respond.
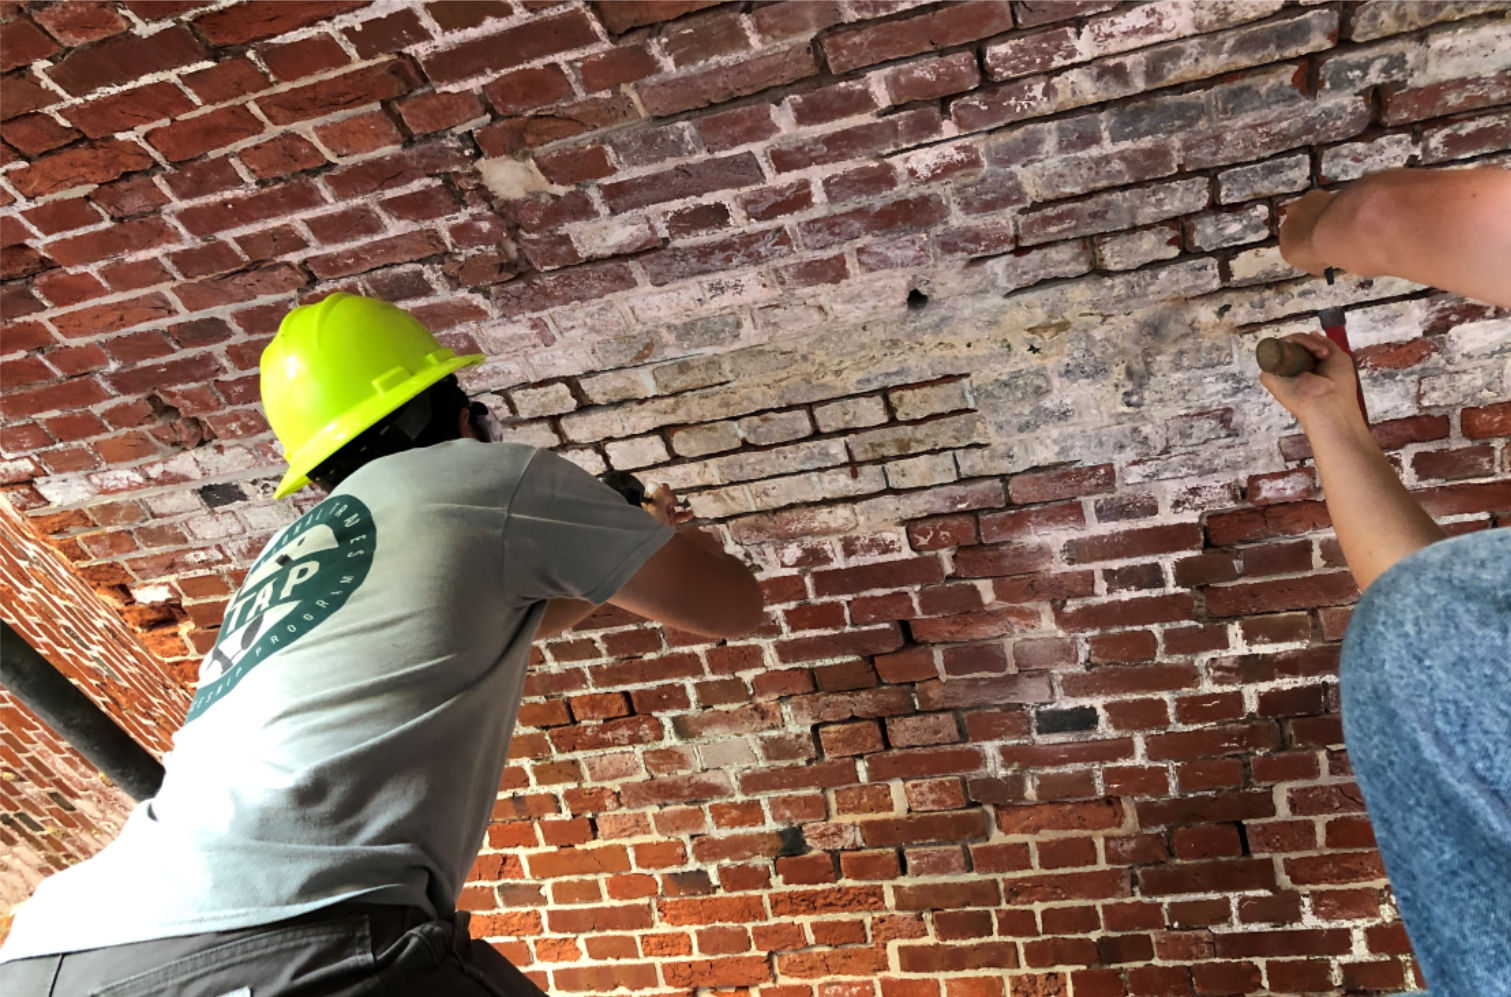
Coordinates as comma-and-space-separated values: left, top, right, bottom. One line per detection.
2, 0, 1510, 991
0, 498, 188, 917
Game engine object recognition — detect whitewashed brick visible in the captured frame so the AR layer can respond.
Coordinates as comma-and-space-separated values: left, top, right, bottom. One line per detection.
651, 461, 721, 491
1188, 205, 1270, 251
1418, 366, 1505, 408
991, 239, 1094, 291
573, 217, 658, 259
580, 369, 655, 406
1447, 318, 1511, 361
145, 490, 205, 517
1321, 133, 1417, 182
1424, 110, 1511, 164
700, 740, 758, 768
605, 435, 670, 470
814, 396, 889, 434
889, 381, 974, 422
814, 465, 888, 501
1227, 245, 1305, 285
129, 583, 175, 605
192, 447, 257, 477
1350, 0, 1504, 41
884, 453, 960, 490
510, 383, 577, 418
739, 410, 814, 446
955, 444, 1023, 478
847, 413, 988, 463
559, 448, 607, 476
687, 484, 756, 520
1217, 154, 1311, 204
653, 356, 731, 395
1096, 223, 1182, 271
495, 420, 562, 449
460, 358, 529, 394
552, 303, 628, 341
241, 504, 300, 532
90, 469, 148, 493
853, 480, 1005, 528
668, 314, 742, 350
671, 421, 743, 458
702, 272, 777, 308
748, 475, 820, 511
630, 285, 704, 325
755, 302, 827, 335
707, 440, 850, 485
185, 512, 243, 541
1344, 299, 1430, 348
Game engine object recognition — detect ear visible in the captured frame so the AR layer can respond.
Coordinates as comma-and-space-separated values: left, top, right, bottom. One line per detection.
457, 408, 479, 441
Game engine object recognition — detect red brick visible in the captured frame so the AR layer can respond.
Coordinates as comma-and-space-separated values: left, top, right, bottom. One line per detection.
1211, 927, 1351, 959
1055, 594, 1196, 632
579, 44, 659, 92
800, 193, 951, 250
639, 44, 818, 117
699, 104, 780, 153
739, 759, 858, 796
818, 720, 883, 757
823, 2, 1014, 75
1205, 572, 1357, 617
1010, 464, 1115, 504
1064, 524, 1203, 563
1146, 721, 1280, 762
593, 0, 722, 34
257, 60, 421, 127
994, 798, 1123, 836
315, 111, 406, 157
343, 8, 431, 58
952, 539, 1054, 578
10, 138, 154, 199
883, 51, 982, 104
1283, 849, 1386, 887
896, 940, 1019, 974
397, 92, 483, 136
46, 23, 206, 96
642, 228, 794, 286
1463, 401, 1511, 439
603, 154, 765, 212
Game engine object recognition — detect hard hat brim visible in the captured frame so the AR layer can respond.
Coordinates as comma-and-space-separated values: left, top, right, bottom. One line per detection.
272, 352, 485, 499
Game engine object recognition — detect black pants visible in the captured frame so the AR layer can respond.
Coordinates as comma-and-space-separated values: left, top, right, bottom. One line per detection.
0, 904, 546, 997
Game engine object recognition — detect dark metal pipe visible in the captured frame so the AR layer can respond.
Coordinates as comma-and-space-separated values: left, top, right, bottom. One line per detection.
1, 620, 164, 802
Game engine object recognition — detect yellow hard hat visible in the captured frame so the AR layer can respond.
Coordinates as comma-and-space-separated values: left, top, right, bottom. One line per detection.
261, 293, 484, 498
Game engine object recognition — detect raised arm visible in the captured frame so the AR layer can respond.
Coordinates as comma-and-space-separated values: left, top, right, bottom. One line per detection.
532, 484, 761, 641
1260, 333, 1446, 592
1280, 166, 1511, 307
608, 485, 764, 639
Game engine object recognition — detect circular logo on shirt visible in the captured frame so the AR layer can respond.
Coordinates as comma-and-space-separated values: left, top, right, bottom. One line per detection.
186, 496, 376, 723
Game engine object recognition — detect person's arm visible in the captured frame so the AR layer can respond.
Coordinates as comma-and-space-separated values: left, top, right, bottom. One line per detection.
1259, 333, 1446, 592
535, 598, 596, 640
1279, 167, 1511, 307
607, 485, 764, 639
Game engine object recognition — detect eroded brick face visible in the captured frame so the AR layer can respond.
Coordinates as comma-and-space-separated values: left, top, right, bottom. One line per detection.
1, 0, 1509, 989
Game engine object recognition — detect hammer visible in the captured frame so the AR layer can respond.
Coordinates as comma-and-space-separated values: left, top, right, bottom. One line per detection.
1255, 306, 1370, 421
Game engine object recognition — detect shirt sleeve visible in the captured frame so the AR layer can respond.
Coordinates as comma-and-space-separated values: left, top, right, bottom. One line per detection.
503, 450, 676, 605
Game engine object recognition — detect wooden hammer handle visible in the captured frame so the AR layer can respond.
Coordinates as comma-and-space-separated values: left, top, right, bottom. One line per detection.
1255, 337, 1317, 377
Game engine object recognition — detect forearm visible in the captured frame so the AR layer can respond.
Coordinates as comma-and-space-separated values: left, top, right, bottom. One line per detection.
1303, 412, 1446, 592
1310, 167, 1511, 307
535, 598, 595, 640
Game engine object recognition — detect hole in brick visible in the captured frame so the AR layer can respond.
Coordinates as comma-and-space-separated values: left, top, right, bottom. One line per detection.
778, 825, 809, 857
1034, 706, 1099, 735
198, 482, 247, 509
906, 288, 929, 310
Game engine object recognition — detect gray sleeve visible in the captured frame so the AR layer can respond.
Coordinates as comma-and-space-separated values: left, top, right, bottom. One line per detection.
503, 450, 675, 605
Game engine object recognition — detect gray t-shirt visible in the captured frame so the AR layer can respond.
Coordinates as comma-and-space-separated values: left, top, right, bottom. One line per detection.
1, 441, 673, 961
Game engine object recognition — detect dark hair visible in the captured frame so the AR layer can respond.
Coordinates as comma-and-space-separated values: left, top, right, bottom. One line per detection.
308, 375, 489, 491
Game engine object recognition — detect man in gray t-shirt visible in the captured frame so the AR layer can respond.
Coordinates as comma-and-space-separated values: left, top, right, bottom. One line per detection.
1, 296, 763, 995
